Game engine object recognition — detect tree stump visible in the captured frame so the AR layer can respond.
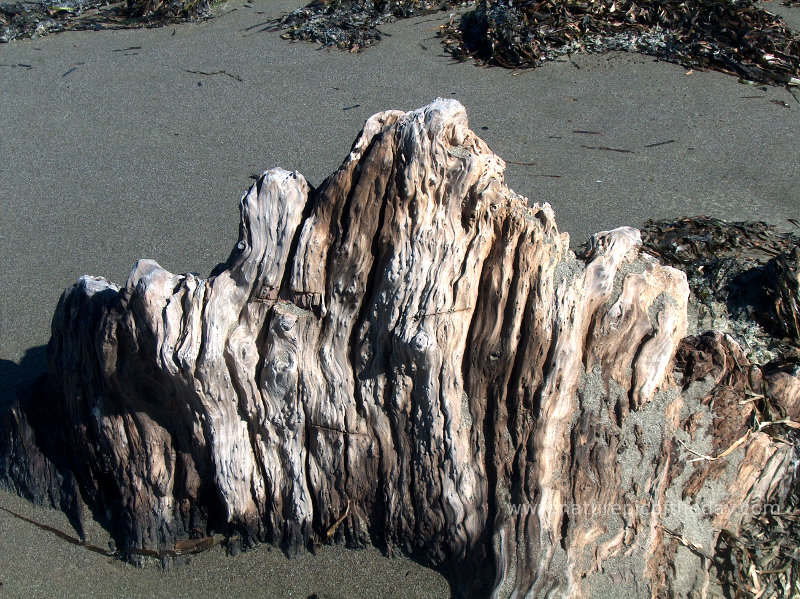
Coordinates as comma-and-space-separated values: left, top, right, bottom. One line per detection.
2, 99, 798, 598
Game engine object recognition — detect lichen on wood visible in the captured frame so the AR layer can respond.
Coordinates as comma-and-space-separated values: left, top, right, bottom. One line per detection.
1, 99, 798, 598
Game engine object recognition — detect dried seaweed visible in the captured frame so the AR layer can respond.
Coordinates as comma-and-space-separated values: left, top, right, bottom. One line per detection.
0, 0, 210, 42
714, 428, 800, 599
275, 0, 466, 50
641, 217, 800, 366
7, 0, 799, 88
441, 0, 800, 85
274, 0, 800, 84
765, 247, 800, 344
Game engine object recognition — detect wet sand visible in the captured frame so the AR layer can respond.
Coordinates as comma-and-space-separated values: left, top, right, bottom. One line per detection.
0, 1, 799, 596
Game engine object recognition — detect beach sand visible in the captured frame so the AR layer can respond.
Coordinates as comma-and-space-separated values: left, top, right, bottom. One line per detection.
0, 0, 799, 596
0, 488, 452, 598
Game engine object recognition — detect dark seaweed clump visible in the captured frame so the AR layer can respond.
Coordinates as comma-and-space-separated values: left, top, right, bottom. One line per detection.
276, 0, 466, 50
641, 216, 800, 366
0, 0, 210, 42
441, 0, 800, 86
277, 0, 800, 86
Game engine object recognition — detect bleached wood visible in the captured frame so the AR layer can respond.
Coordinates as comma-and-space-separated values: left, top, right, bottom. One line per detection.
2, 100, 797, 598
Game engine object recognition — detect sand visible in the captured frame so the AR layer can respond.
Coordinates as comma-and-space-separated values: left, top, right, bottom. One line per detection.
0, 489, 452, 598
0, 0, 799, 596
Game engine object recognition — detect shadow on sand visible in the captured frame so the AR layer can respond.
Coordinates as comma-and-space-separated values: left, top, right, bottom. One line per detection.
0, 345, 48, 415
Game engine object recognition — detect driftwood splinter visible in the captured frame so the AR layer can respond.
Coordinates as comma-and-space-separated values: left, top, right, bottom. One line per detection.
1, 100, 798, 598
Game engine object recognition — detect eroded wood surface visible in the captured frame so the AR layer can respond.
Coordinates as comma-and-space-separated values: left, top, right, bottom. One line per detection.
1, 100, 797, 598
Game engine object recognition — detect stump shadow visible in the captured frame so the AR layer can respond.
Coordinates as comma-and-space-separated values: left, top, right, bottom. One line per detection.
0, 344, 90, 541
0, 345, 47, 414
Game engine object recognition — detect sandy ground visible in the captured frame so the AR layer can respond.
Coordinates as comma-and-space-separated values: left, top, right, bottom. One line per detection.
0, 489, 452, 598
0, 0, 799, 596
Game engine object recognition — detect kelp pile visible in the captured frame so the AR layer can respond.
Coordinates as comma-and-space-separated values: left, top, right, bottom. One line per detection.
6, 0, 800, 87
642, 217, 800, 599
276, 0, 800, 85
442, 0, 800, 85
0, 0, 210, 42
641, 217, 800, 365
275, 0, 464, 49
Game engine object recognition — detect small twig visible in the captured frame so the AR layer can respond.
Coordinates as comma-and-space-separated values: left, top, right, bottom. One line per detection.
677, 433, 749, 463
643, 139, 675, 148
739, 396, 762, 405
660, 526, 713, 560
325, 499, 351, 542
580, 145, 634, 154
183, 69, 243, 82
676, 437, 708, 460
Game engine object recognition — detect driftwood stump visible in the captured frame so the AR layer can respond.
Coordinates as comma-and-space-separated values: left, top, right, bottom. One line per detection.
2, 100, 798, 598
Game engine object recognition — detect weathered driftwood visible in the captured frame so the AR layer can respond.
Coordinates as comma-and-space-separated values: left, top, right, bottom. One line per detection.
1, 99, 798, 598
